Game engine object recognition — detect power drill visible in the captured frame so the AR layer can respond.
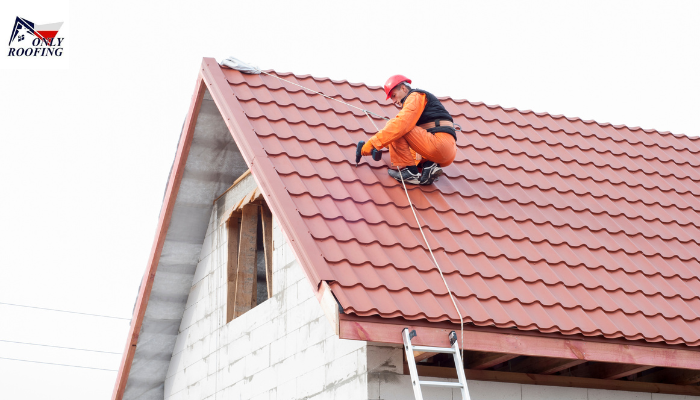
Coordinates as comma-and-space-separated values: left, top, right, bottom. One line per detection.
355, 141, 382, 166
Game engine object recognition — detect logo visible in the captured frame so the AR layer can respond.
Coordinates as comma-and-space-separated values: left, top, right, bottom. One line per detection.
8, 16, 64, 57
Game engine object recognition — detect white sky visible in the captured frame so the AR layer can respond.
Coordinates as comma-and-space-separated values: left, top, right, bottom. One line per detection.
1, 1, 699, 399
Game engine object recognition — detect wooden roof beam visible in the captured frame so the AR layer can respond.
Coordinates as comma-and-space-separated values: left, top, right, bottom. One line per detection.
570, 362, 654, 380
464, 351, 518, 370
410, 365, 700, 397
413, 351, 438, 363
509, 356, 587, 375
637, 368, 700, 385
603, 364, 655, 380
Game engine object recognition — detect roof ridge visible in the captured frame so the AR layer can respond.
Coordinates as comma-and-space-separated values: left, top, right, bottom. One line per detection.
235, 73, 700, 146
458, 116, 700, 156
265, 69, 386, 90
449, 98, 700, 143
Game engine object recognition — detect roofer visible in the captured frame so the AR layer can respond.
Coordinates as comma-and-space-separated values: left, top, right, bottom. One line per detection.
360, 75, 457, 185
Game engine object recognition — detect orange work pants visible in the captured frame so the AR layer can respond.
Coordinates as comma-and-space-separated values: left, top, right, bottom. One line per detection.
386, 126, 457, 168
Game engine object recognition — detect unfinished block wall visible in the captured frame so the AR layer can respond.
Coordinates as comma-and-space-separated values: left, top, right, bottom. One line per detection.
163, 185, 368, 400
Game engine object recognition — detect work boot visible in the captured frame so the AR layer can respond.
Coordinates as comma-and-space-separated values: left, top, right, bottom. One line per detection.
388, 165, 421, 185
420, 161, 443, 185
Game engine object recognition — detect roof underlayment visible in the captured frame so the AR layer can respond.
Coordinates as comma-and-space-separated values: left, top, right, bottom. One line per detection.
122, 90, 248, 399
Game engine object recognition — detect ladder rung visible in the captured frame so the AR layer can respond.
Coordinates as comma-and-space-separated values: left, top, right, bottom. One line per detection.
412, 345, 455, 354
420, 381, 463, 388
403, 328, 470, 399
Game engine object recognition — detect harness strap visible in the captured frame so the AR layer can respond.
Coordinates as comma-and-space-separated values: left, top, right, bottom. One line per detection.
419, 120, 455, 129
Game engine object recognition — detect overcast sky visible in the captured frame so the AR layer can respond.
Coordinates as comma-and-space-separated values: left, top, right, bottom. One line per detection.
1, 1, 699, 399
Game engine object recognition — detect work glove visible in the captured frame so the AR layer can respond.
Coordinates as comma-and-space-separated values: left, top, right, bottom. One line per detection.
361, 140, 375, 156
355, 141, 382, 166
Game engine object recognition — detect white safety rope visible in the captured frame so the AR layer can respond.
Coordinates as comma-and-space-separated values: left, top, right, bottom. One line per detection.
258, 69, 466, 358
363, 116, 465, 359
257, 70, 389, 121
401, 166, 465, 360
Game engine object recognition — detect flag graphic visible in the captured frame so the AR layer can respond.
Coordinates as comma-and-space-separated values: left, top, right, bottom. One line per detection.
8, 17, 63, 46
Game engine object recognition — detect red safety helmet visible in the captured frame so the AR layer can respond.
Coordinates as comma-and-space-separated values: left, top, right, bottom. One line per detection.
384, 74, 412, 100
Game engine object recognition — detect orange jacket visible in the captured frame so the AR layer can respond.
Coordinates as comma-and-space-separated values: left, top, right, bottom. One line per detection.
369, 92, 427, 150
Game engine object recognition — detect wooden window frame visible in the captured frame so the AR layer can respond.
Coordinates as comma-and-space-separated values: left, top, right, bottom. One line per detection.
225, 191, 273, 323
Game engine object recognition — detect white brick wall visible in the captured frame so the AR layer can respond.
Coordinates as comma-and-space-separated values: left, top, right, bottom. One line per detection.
164, 210, 367, 400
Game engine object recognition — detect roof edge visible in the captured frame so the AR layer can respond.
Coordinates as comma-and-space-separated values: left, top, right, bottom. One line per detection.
339, 315, 700, 371
111, 73, 207, 400
200, 57, 333, 286
112, 59, 339, 399
265, 70, 699, 141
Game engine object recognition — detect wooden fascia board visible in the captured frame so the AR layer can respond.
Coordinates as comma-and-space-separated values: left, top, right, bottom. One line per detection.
340, 318, 700, 371
411, 365, 700, 397
199, 58, 332, 292
317, 281, 340, 335
111, 74, 206, 400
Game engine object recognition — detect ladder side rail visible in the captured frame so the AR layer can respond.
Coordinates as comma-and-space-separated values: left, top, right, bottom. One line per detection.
402, 328, 424, 400
450, 331, 471, 400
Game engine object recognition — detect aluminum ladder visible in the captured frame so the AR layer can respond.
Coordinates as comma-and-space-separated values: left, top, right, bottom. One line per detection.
402, 328, 471, 400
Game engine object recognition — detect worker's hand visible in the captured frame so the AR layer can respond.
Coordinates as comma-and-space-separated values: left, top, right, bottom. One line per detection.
361, 140, 375, 156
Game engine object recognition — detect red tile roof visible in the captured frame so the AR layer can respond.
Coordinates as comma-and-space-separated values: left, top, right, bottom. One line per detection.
223, 65, 700, 346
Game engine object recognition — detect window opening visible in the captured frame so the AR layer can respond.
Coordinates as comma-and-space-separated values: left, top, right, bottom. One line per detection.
224, 186, 273, 323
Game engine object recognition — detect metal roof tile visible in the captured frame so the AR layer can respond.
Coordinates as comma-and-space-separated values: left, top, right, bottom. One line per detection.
221, 67, 700, 346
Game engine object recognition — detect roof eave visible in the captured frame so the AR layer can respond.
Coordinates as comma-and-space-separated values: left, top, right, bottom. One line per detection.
339, 314, 700, 371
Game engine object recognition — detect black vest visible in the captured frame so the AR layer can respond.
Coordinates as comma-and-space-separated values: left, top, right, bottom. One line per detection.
402, 89, 456, 140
